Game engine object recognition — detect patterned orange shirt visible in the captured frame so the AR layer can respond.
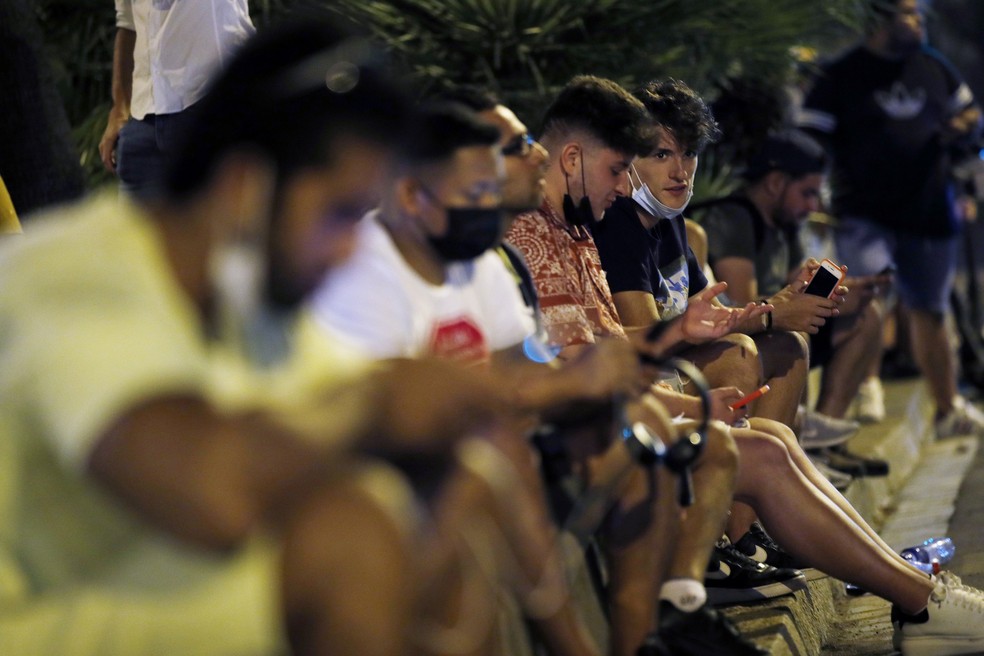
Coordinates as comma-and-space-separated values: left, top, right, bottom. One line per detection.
505, 200, 625, 348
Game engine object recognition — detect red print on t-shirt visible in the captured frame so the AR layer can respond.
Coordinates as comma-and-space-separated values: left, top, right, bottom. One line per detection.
428, 317, 489, 364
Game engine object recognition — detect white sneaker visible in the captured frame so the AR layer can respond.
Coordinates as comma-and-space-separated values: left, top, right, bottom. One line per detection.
896, 572, 984, 656
855, 377, 886, 423
798, 407, 860, 449
935, 396, 984, 439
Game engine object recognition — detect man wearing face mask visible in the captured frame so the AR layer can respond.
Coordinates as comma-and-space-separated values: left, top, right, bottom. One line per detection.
0, 19, 522, 656
306, 100, 655, 656
308, 101, 535, 362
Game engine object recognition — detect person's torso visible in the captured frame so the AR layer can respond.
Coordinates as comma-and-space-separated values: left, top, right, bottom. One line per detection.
125, 0, 255, 118
310, 212, 534, 365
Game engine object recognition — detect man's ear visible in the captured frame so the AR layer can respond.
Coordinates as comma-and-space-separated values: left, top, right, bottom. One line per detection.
394, 177, 423, 217
763, 170, 789, 198
559, 142, 582, 178
210, 149, 277, 241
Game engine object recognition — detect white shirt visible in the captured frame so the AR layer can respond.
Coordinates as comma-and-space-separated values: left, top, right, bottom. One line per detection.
307, 210, 536, 364
116, 0, 255, 119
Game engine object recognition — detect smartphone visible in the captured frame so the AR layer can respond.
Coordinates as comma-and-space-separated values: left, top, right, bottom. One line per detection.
803, 258, 846, 299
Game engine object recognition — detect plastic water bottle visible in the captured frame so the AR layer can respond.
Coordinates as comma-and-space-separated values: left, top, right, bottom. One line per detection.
900, 537, 955, 574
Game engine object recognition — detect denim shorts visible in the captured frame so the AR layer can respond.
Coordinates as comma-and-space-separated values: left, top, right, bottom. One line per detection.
834, 216, 958, 314
116, 110, 193, 199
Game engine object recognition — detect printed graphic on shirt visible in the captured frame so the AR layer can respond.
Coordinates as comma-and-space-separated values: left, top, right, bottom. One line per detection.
428, 317, 489, 363
875, 82, 926, 120
656, 254, 690, 320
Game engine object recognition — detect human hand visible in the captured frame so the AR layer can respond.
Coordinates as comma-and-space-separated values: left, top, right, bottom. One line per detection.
568, 337, 646, 399
680, 282, 772, 343
708, 386, 746, 424
769, 281, 839, 333
99, 109, 129, 173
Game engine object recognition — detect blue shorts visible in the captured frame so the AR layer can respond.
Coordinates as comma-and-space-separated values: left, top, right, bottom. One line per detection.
834, 217, 958, 314
117, 110, 193, 199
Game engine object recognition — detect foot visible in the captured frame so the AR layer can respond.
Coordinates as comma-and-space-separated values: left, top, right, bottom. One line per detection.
798, 407, 860, 449
821, 445, 890, 477
935, 396, 984, 439
854, 377, 886, 423
806, 452, 854, 490
705, 538, 807, 605
894, 572, 984, 656
657, 600, 769, 655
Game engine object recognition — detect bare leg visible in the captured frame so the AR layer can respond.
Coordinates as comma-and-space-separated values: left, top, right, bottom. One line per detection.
664, 421, 739, 582
908, 306, 959, 414
684, 333, 762, 396
752, 331, 810, 426
730, 427, 933, 614
817, 302, 884, 418
281, 468, 417, 656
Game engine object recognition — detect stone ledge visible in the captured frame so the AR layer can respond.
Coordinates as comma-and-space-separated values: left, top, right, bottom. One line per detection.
725, 378, 932, 655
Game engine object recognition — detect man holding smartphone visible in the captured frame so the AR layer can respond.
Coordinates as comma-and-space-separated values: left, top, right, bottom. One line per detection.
697, 130, 888, 463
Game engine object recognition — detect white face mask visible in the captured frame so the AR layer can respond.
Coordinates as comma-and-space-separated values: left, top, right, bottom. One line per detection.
628, 164, 693, 220
208, 238, 266, 346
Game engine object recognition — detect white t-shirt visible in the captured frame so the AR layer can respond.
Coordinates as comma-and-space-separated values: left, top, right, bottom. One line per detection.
308, 211, 536, 364
116, 0, 255, 119
0, 192, 373, 654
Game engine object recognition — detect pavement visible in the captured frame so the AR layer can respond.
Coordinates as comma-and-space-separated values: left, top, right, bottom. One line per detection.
717, 375, 984, 656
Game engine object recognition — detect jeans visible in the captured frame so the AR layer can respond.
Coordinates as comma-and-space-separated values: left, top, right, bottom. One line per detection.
116, 111, 192, 199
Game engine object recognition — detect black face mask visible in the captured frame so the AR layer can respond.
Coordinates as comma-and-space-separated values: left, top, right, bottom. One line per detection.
563, 152, 594, 227
427, 205, 504, 262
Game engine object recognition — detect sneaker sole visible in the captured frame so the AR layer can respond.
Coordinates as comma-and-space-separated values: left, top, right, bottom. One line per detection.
799, 433, 855, 449
901, 635, 984, 656
706, 577, 808, 605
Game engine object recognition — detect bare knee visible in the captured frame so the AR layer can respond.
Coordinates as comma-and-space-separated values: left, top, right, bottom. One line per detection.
698, 420, 740, 473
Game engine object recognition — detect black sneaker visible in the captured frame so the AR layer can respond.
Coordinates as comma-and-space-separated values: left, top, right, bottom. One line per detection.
705, 539, 807, 605
733, 522, 807, 570
657, 600, 769, 655
823, 446, 890, 477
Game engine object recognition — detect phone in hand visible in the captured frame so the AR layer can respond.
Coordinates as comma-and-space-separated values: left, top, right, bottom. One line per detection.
803, 258, 846, 299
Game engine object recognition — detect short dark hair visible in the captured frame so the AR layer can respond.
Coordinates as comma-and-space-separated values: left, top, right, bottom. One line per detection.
540, 75, 654, 157
402, 101, 500, 166
432, 86, 500, 113
865, 0, 904, 33
161, 17, 410, 201
633, 78, 721, 153
743, 129, 829, 182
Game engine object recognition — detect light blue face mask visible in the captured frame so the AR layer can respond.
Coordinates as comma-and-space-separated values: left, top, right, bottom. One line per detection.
628, 164, 693, 220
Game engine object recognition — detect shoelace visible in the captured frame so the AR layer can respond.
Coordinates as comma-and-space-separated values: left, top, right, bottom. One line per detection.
932, 571, 984, 613
749, 523, 782, 553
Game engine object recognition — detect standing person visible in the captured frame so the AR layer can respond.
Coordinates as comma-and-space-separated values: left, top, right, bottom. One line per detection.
98, 0, 255, 197
798, 0, 984, 438
0, 19, 512, 656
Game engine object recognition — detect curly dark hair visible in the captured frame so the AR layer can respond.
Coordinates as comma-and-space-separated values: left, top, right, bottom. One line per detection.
540, 75, 654, 157
633, 78, 721, 153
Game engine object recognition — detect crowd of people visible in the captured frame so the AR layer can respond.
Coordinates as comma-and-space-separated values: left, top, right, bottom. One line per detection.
3, 0, 984, 655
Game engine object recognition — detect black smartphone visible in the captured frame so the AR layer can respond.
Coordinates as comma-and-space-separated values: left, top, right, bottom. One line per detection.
803, 258, 846, 298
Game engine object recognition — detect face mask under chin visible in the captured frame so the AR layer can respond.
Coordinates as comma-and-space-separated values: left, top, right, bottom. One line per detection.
563, 152, 595, 226
629, 164, 692, 220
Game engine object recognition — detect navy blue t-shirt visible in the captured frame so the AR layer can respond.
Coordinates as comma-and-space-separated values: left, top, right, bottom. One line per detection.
592, 196, 707, 320
799, 45, 973, 237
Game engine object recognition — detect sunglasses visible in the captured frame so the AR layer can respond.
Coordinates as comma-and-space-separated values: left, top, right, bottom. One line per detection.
501, 133, 536, 158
